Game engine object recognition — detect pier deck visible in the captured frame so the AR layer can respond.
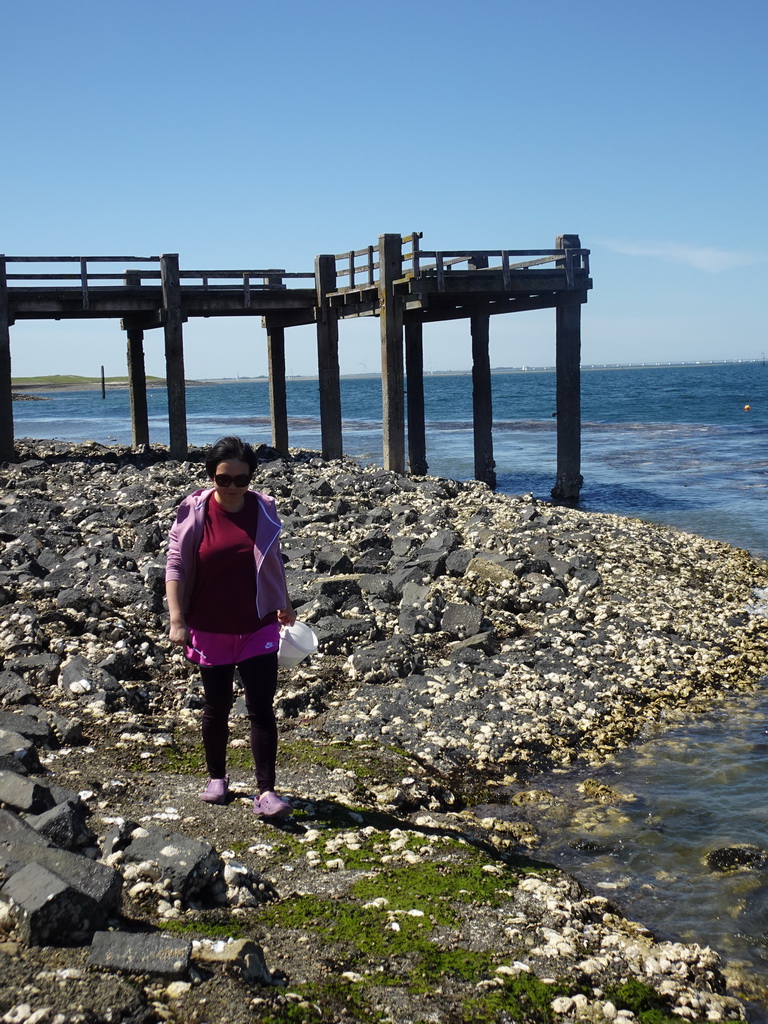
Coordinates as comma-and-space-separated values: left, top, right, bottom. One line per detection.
0, 233, 591, 499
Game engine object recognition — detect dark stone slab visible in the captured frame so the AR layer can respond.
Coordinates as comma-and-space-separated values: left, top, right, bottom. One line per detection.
441, 603, 484, 638
122, 827, 222, 899
0, 730, 41, 774
0, 839, 122, 913
2, 861, 100, 945
0, 711, 52, 747
0, 670, 37, 707
347, 636, 423, 683
27, 800, 96, 851
89, 930, 191, 977
3, 653, 61, 687
0, 770, 56, 814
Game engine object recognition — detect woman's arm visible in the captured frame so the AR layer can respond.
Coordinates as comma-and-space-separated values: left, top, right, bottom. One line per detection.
166, 579, 189, 646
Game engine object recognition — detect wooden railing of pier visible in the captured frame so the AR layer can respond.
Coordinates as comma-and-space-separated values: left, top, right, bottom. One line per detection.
0, 233, 591, 500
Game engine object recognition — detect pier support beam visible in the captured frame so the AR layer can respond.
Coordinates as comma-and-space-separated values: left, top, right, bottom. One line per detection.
265, 319, 289, 454
551, 234, 584, 502
378, 234, 405, 475
404, 322, 428, 475
160, 254, 188, 459
125, 326, 150, 449
551, 295, 583, 501
0, 258, 14, 462
469, 255, 496, 489
471, 312, 496, 488
315, 255, 343, 460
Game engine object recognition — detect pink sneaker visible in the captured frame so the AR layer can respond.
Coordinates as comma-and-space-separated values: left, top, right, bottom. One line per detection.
200, 776, 229, 804
253, 791, 292, 818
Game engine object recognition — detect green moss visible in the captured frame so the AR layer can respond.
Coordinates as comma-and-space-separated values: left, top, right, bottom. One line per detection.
158, 918, 245, 940
159, 745, 205, 774
255, 979, 388, 1023
461, 973, 579, 1023
352, 859, 518, 920
159, 742, 253, 775
604, 978, 700, 1024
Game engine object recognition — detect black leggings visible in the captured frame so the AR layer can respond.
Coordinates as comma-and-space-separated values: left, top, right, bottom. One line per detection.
199, 652, 279, 793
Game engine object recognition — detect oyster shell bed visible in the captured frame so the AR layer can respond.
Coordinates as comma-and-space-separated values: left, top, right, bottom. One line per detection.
1, 438, 767, 1024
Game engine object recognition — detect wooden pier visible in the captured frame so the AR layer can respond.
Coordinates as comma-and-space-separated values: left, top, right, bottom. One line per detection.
0, 233, 591, 499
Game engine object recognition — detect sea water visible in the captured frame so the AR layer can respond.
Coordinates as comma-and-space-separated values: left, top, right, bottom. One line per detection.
11, 360, 768, 1013
13, 361, 768, 556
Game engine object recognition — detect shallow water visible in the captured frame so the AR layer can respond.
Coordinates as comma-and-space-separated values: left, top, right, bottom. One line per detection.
494, 679, 768, 1017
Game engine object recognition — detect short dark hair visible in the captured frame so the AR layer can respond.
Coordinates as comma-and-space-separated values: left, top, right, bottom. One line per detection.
205, 436, 258, 478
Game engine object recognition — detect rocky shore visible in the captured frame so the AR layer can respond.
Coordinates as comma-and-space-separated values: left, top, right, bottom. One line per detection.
1, 439, 767, 1024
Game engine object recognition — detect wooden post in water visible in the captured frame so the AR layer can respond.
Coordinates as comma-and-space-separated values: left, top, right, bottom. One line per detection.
265, 319, 289, 454
469, 254, 496, 488
378, 234, 405, 474
314, 254, 343, 460
551, 234, 583, 502
123, 273, 150, 449
101, 365, 106, 399
405, 322, 428, 475
160, 254, 188, 459
0, 257, 14, 462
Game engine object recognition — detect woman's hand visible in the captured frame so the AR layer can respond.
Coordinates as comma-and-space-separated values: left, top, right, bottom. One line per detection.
168, 621, 190, 646
277, 603, 296, 628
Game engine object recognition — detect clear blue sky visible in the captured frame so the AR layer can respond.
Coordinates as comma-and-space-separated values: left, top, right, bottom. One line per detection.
3, 0, 766, 379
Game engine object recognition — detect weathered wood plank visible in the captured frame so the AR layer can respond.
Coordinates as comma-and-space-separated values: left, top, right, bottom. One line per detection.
379, 234, 405, 474
315, 254, 343, 460
405, 323, 428, 476
125, 325, 150, 449
265, 320, 289, 455
160, 254, 188, 459
0, 257, 14, 461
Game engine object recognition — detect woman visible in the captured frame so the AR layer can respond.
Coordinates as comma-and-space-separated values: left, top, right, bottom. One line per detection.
165, 436, 296, 817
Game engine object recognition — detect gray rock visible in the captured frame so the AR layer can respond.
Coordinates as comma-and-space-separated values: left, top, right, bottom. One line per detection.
0, 770, 56, 814
122, 826, 223, 900
441, 602, 484, 638
3, 653, 61, 687
347, 637, 423, 683
445, 548, 475, 576
1, 836, 121, 907
89, 930, 191, 977
198, 937, 273, 986
0, 729, 41, 774
2, 861, 102, 945
707, 845, 768, 871
0, 710, 52, 747
313, 615, 375, 654
0, 670, 37, 706
27, 799, 96, 851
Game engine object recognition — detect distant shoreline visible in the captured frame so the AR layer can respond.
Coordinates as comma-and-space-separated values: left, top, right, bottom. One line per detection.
11, 359, 764, 394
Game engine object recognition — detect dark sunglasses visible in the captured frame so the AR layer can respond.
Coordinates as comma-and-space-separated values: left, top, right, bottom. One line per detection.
214, 473, 251, 488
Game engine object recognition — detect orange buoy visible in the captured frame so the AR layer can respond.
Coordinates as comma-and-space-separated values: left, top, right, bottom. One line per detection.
744, 404, 751, 411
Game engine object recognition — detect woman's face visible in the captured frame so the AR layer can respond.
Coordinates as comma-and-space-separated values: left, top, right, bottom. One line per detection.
211, 458, 251, 509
